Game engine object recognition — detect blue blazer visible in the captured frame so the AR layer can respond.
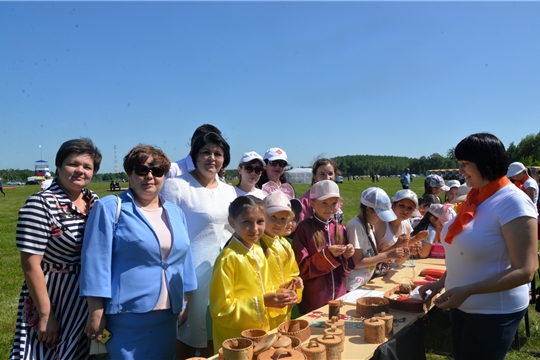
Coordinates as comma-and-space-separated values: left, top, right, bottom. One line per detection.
80, 189, 197, 314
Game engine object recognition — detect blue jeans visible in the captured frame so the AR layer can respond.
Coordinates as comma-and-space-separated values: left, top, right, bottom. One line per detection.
450, 307, 527, 360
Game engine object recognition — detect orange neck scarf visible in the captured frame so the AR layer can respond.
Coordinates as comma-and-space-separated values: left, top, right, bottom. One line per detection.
513, 173, 529, 191
444, 176, 510, 244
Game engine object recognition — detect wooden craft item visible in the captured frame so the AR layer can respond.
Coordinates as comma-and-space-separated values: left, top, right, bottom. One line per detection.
328, 300, 341, 319
257, 347, 306, 360
364, 318, 385, 344
301, 340, 326, 360
281, 335, 302, 351
374, 311, 394, 336
273, 335, 293, 349
253, 334, 278, 356
355, 297, 390, 318
222, 338, 254, 360
278, 319, 311, 343
323, 326, 344, 352
242, 329, 268, 347
316, 333, 342, 360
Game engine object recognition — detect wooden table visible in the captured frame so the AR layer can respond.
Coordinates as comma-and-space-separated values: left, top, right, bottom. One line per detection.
299, 258, 446, 360
211, 258, 446, 360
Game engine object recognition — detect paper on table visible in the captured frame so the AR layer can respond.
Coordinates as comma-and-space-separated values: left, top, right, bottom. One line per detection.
339, 288, 385, 305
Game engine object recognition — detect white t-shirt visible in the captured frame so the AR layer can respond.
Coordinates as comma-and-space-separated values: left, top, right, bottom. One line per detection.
166, 154, 195, 179
524, 176, 539, 206
346, 216, 376, 291
41, 179, 53, 191
422, 225, 436, 245
234, 187, 266, 199
441, 184, 537, 314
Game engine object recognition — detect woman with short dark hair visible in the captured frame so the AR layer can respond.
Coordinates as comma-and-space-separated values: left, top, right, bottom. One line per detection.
81, 144, 197, 359
162, 132, 237, 358
10, 138, 101, 360
420, 133, 538, 360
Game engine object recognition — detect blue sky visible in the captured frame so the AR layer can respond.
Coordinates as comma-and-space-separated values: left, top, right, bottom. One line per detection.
1, 1, 539, 174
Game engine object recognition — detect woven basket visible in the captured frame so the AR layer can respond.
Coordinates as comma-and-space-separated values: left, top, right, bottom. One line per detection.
384, 286, 431, 313
355, 297, 390, 318
278, 319, 311, 343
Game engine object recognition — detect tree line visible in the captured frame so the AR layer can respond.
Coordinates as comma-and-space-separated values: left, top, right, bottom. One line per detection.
2, 131, 539, 182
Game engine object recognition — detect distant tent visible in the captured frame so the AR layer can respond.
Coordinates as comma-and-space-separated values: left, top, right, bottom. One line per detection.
285, 168, 312, 184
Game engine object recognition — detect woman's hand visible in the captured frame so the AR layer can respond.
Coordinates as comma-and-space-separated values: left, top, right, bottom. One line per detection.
418, 280, 445, 302
264, 290, 297, 308
434, 286, 472, 310
36, 312, 59, 347
178, 308, 188, 327
85, 297, 106, 342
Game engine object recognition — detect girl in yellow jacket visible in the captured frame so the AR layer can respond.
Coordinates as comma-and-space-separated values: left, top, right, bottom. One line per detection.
210, 196, 297, 353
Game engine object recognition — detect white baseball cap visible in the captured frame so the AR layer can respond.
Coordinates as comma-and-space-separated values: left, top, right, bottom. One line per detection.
446, 180, 460, 189
361, 187, 397, 222
452, 184, 471, 203
506, 162, 527, 177
263, 148, 288, 162
239, 151, 264, 167
44, 172, 51, 177
392, 189, 419, 208
309, 180, 340, 200
264, 190, 294, 216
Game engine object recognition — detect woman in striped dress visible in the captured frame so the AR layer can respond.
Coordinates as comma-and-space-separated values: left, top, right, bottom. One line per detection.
10, 138, 102, 360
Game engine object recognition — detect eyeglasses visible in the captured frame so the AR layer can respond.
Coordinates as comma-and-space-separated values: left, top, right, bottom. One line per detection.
134, 165, 165, 177
242, 165, 264, 175
268, 160, 287, 168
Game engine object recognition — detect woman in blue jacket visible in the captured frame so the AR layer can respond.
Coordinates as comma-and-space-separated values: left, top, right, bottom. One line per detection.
80, 145, 197, 360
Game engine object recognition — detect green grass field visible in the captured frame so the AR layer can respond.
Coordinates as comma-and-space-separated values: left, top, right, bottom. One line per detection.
0, 178, 539, 358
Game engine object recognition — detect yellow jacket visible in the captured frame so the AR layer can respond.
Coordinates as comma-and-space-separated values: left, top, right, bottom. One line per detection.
210, 238, 271, 353
260, 233, 303, 329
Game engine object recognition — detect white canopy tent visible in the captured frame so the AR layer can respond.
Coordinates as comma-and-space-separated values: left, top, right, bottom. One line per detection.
285, 168, 312, 184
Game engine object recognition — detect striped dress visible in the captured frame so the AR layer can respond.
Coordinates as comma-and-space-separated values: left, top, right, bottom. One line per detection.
10, 181, 98, 360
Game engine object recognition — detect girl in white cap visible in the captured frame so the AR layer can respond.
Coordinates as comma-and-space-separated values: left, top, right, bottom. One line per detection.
256, 147, 294, 197
293, 180, 354, 314
444, 180, 461, 204
374, 189, 427, 264
346, 187, 408, 291
507, 161, 538, 204
411, 203, 455, 259
234, 151, 266, 199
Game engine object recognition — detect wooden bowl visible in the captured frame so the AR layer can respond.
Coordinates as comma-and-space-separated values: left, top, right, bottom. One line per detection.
278, 319, 311, 343
355, 297, 390, 318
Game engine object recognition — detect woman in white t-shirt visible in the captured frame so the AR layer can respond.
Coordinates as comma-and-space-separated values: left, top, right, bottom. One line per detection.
420, 133, 538, 360
346, 187, 407, 291
234, 151, 266, 199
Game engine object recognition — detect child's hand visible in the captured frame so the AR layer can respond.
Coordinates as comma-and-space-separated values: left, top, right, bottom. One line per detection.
291, 277, 303, 289
264, 290, 297, 308
388, 247, 407, 259
412, 230, 428, 243
343, 244, 355, 259
409, 242, 423, 255
395, 234, 410, 248
328, 245, 347, 257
